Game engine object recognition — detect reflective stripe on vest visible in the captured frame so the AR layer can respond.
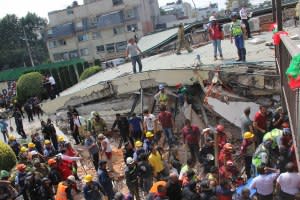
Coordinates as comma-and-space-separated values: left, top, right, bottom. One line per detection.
55, 182, 68, 200
159, 93, 168, 103
231, 20, 243, 36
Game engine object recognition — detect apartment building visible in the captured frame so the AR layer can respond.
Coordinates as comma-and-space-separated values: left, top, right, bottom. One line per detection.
46, 0, 159, 62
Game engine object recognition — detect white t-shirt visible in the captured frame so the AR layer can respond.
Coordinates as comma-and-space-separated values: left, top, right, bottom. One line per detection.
144, 114, 156, 131
240, 8, 248, 20
250, 173, 279, 195
73, 117, 81, 127
277, 172, 300, 195
101, 138, 112, 153
48, 76, 56, 85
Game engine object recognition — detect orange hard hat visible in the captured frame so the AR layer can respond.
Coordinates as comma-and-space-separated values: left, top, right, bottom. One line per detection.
47, 159, 57, 165
216, 124, 224, 132
224, 143, 233, 150
282, 122, 289, 128
16, 164, 26, 171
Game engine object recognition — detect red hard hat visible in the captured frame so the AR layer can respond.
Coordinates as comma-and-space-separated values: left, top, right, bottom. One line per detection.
216, 124, 224, 132
16, 164, 26, 171
282, 122, 289, 128
175, 83, 182, 89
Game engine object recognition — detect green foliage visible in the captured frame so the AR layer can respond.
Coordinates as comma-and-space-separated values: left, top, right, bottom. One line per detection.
16, 72, 44, 103
94, 59, 101, 67
79, 66, 102, 81
0, 141, 17, 171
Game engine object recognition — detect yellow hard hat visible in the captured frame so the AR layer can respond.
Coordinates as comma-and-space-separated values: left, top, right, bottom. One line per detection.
244, 132, 254, 139
146, 131, 154, 138
8, 135, 16, 141
28, 142, 36, 148
83, 174, 93, 182
135, 140, 143, 147
44, 140, 51, 145
58, 136, 64, 142
20, 146, 28, 153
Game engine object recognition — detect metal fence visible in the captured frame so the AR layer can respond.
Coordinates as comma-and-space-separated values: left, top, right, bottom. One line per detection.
276, 35, 300, 168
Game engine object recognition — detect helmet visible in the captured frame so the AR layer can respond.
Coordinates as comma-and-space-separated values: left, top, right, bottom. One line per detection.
158, 84, 164, 90
48, 159, 57, 165
126, 157, 134, 165
175, 83, 182, 89
16, 164, 26, 171
93, 112, 100, 117
224, 143, 233, 150
67, 175, 76, 183
146, 131, 154, 138
209, 16, 217, 22
44, 140, 51, 145
231, 12, 238, 18
0, 170, 9, 179
135, 140, 143, 147
98, 134, 105, 140
282, 122, 289, 128
58, 136, 64, 142
20, 146, 28, 153
28, 142, 36, 148
8, 135, 16, 141
83, 174, 93, 182
226, 160, 234, 166
243, 132, 254, 139
216, 124, 224, 132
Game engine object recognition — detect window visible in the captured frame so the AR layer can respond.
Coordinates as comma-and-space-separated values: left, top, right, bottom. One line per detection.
80, 48, 89, 56
96, 45, 105, 53
58, 39, 67, 46
76, 21, 83, 29
47, 29, 53, 35
116, 41, 127, 52
112, 0, 123, 6
67, 8, 74, 15
113, 26, 125, 35
106, 43, 115, 53
69, 50, 79, 58
48, 40, 57, 48
126, 9, 136, 19
92, 31, 101, 39
53, 53, 64, 61
78, 34, 88, 42
127, 24, 138, 31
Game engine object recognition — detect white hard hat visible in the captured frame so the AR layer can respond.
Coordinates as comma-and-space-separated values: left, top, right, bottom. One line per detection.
126, 157, 134, 165
67, 175, 76, 183
159, 84, 164, 90
209, 16, 217, 22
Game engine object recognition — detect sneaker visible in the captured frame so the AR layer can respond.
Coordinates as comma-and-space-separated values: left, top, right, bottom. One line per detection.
235, 58, 242, 62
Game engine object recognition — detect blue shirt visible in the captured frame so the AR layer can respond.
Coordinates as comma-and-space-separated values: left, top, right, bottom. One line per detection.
0, 120, 8, 131
129, 117, 142, 132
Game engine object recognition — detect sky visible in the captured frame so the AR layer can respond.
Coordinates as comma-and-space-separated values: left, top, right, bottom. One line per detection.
0, 0, 263, 19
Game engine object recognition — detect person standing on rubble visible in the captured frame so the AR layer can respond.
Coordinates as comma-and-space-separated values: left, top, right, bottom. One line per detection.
208, 16, 224, 61
125, 38, 143, 74
253, 105, 268, 145
239, 5, 252, 39
230, 12, 247, 62
176, 23, 193, 55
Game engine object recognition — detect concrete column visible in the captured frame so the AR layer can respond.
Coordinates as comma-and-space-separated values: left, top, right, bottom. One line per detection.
73, 64, 80, 82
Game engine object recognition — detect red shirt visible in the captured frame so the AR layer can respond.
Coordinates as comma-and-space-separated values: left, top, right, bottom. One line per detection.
182, 125, 200, 144
217, 132, 227, 151
218, 149, 232, 167
254, 111, 267, 131
65, 147, 77, 157
209, 24, 223, 40
158, 111, 173, 128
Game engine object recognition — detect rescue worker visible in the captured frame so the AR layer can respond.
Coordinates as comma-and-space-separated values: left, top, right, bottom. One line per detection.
143, 131, 155, 153
97, 160, 114, 200
230, 12, 247, 62
240, 131, 256, 178
8, 134, 21, 157
133, 140, 146, 161
125, 157, 140, 200
216, 124, 227, 152
176, 23, 193, 55
92, 112, 107, 137
83, 174, 104, 200
252, 139, 273, 175
0, 170, 17, 200
198, 137, 215, 173
58, 136, 66, 153
24, 172, 42, 200
48, 158, 62, 191
15, 164, 28, 200
44, 139, 57, 158
32, 158, 49, 178
19, 146, 29, 164
218, 143, 233, 167
55, 175, 77, 200
154, 84, 177, 107
219, 160, 239, 181
263, 128, 283, 150
39, 177, 55, 200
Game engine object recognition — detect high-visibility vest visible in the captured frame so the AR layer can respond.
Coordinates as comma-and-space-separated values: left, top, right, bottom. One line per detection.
55, 182, 68, 200
230, 20, 243, 37
159, 93, 168, 104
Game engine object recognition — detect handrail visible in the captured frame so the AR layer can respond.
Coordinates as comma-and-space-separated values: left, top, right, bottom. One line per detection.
281, 35, 300, 56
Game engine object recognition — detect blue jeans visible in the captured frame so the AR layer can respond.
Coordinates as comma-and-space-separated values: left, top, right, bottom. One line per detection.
131, 55, 142, 73
212, 40, 223, 57
234, 35, 245, 49
163, 128, 174, 146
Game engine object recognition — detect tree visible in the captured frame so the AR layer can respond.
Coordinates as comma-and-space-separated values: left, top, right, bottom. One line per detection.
79, 66, 102, 81
226, 0, 251, 11
0, 13, 49, 69
0, 141, 17, 171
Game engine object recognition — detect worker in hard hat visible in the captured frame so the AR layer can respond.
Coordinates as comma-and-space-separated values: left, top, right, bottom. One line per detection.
0, 170, 17, 199
91, 112, 107, 137
8, 134, 21, 157
176, 23, 193, 55
263, 128, 283, 150
27, 142, 45, 162
86, 111, 96, 136
154, 84, 178, 107
83, 174, 104, 200
125, 157, 140, 200
216, 124, 227, 152
252, 139, 273, 175
218, 143, 233, 167
133, 140, 145, 161
48, 158, 61, 191
57, 135, 66, 152
55, 175, 77, 200
240, 131, 256, 178
44, 139, 57, 158
143, 131, 154, 153
15, 164, 28, 200
208, 15, 224, 61
19, 146, 29, 164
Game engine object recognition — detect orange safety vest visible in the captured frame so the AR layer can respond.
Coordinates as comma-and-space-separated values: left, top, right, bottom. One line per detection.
55, 182, 68, 200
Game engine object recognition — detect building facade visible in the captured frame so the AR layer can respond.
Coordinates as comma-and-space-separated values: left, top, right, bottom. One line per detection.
197, 3, 218, 21
46, 0, 159, 62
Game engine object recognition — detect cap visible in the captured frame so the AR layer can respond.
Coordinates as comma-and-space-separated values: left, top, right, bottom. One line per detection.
44, 140, 51, 145
158, 84, 164, 90
16, 164, 27, 171
98, 134, 105, 140
224, 143, 233, 150
209, 16, 217, 21
243, 132, 254, 139
48, 159, 57, 165
216, 124, 224, 132
126, 157, 134, 165
0, 170, 9, 179
83, 174, 93, 182
8, 135, 16, 141
28, 142, 36, 148
67, 175, 76, 183
145, 131, 154, 138
135, 140, 143, 147
58, 136, 64, 142
20, 146, 28, 153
